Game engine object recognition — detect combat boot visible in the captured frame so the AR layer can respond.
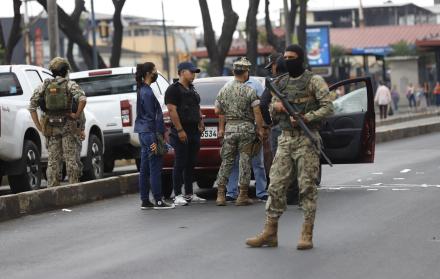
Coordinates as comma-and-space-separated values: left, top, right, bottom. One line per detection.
235, 185, 253, 206
216, 184, 226, 206
296, 222, 314, 250
245, 216, 278, 247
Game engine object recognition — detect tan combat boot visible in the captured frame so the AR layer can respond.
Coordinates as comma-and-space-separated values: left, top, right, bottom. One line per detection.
216, 184, 226, 206
235, 185, 253, 206
245, 216, 278, 247
296, 222, 314, 250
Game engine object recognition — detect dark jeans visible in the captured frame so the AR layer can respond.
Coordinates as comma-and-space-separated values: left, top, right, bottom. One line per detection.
170, 130, 200, 196
379, 105, 388, 119
408, 94, 416, 108
138, 132, 163, 202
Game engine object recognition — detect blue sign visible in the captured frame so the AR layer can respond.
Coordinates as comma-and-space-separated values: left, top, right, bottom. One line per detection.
351, 47, 392, 56
306, 26, 331, 67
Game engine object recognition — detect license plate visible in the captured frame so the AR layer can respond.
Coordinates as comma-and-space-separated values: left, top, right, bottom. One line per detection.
202, 126, 218, 139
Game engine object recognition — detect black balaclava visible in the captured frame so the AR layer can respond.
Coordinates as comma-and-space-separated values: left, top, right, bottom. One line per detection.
284, 44, 305, 78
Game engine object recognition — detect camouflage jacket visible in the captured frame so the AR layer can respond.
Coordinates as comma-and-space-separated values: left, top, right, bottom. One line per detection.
29, 76, 86, 136
270, 70, 334, 131
215, 79, 260, 132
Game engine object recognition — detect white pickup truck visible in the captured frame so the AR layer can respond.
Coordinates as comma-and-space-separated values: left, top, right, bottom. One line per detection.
0, 65, 105, 193
69, 67, 169, 172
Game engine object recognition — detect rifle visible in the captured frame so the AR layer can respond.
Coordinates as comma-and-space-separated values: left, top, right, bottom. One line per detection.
265, 76, 333, 167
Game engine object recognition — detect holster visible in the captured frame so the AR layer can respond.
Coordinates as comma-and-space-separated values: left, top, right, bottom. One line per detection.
242, 137, 262, 157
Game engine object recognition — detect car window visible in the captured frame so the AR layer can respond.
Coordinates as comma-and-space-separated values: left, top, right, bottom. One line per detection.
73, 74, 137, 97
25, 70, 43, 91
41, 71, 54, 81
193, 81, 226, 106
332, 82, 368, 114
155, 74, 169, 95
0, 73, 23, 97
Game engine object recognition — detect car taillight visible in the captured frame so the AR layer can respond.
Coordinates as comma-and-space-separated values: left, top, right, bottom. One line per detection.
120, 100, 132, 127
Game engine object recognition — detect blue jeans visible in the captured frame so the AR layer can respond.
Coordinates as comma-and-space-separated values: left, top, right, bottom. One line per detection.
170, 130, 200, 196
226, 146, 268, 198
138, 132, 163, 202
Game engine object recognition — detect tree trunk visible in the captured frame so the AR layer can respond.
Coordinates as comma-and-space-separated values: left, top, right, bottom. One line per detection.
298, 0, 308, 65
5, 0, 22, 64
289, 0, 298, 43
67, 0, 85, 72
36, 0, 107, 69
110, 0, 125, 68
264, 0, 283, 52
246, 0, 260, 75
199, 0, 238, 76
0, 21, 5, 49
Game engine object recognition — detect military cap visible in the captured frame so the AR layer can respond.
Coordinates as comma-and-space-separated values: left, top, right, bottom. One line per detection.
48, 57, 71, 72
233, 57, 252, 71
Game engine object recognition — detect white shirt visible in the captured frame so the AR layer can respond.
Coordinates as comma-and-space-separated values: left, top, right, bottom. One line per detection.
375, 85, 392, 105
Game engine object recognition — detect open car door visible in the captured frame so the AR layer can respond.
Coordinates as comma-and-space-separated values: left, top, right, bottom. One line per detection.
319, 77, 375, 164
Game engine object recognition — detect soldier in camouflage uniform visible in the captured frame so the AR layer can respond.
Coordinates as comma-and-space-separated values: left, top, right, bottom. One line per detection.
214, 57, 265, 206
29, 57, 87, 187
246, 45, 334, 250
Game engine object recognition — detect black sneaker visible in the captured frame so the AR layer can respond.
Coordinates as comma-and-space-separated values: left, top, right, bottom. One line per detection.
154, 200, 176, 210
141, 200, 154, 210
258, 195, 268, 202
226, 196, 236, 202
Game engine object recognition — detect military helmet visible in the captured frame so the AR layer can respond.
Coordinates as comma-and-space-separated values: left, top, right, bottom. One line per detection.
48, 57, 71, 72
233, 57, 252, 71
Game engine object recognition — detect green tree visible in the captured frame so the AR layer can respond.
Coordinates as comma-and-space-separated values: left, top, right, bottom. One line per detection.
390, 40, 417, 56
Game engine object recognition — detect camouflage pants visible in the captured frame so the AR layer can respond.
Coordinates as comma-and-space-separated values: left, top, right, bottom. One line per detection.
266, 130, 321, 222
75, 135, 83, 175
46, 134, 81, 187
216, 131, 256, 187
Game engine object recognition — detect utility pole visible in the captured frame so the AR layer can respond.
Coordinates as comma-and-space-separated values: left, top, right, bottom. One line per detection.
23, 0, 32, 64
47, 0, 60, 58
90, 0, 98, 69
359, 0, 365, 28
162, 0, 170, 81
283, 0, 291, 45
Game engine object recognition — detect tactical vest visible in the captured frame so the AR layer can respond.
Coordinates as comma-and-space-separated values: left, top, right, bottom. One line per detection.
175, 83, 201, 124
275, 70, 320, 131
44, 80, 72, 114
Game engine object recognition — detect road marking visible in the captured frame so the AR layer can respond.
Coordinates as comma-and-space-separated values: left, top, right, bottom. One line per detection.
372, 183, 383, 186
320, 183, 440, 191
372, 172, 383, 175
400, 169, 411, 173
367, 188, 379, 191
393, 178, 405, 180
392, 188, 410, 191
357, 179, 362, 182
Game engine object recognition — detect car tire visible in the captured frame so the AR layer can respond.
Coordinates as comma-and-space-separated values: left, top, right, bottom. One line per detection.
161, 174, 173, 199
197, 174, 216, 189
81, 134, 104, 181
8, 140, 42, 193
103, 153, 115, 173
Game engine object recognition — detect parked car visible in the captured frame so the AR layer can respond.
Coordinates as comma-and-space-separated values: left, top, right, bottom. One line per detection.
70, 67, 170, 173
159, 76, 376, 197
0, 65, 104, 193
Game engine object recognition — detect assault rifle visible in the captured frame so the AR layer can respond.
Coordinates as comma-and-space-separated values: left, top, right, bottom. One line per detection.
265, 76, 333, 167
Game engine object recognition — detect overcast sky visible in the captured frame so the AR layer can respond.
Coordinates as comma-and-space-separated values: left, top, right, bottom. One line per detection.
0, 0, 435, 33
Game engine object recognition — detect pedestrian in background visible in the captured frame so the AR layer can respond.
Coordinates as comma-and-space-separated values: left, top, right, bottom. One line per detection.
225, 58, 268, 202
375, 81, 392, 119
406, 83, 416, 109
165, 62, 206, 206
433, 82, 440, 107
29, 57, 86, 187
134, 62, 174, 210
215, 57, 265, 206
390, 85, 400, 112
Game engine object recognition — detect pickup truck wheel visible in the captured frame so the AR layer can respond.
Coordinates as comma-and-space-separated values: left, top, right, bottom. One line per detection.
8, 140, 42, 193
82, 134, 104, 181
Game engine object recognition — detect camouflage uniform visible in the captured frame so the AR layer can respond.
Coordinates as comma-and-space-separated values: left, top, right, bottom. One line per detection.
29, 58, 86, 187
266, 70, 334, 222
214, 58, 260, 206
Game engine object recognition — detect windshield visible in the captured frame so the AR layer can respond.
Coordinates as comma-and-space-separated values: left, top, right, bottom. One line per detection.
0, 73, 23, 97
73, 74, 137, 97
193, 81, 227, 106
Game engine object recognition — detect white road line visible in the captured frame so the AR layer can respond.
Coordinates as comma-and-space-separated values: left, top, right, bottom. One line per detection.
367, 189, 379, 191
400, 169, 411, 173
393, 178, 405, 180
372, 172, 383, 175
392, 188, 410, 191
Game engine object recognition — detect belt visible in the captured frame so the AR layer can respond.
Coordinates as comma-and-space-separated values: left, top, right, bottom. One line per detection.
290, 96, 314, 104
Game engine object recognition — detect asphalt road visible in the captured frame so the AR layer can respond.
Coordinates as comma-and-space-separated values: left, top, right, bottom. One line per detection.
1, 133, 440, 279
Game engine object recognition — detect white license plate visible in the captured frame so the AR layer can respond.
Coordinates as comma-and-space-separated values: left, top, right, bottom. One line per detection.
202, 126, 218, 139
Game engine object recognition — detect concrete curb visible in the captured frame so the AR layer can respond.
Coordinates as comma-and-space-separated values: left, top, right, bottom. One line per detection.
376, 121, 440, 143
0, 173, 139, 222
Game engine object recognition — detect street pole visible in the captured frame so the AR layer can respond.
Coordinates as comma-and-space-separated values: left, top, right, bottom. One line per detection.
283, 0, 291, 45
162, 0, 170, 81
47, 0, 60, 58
90, 0, 98, 69
23, 0, 32, 64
